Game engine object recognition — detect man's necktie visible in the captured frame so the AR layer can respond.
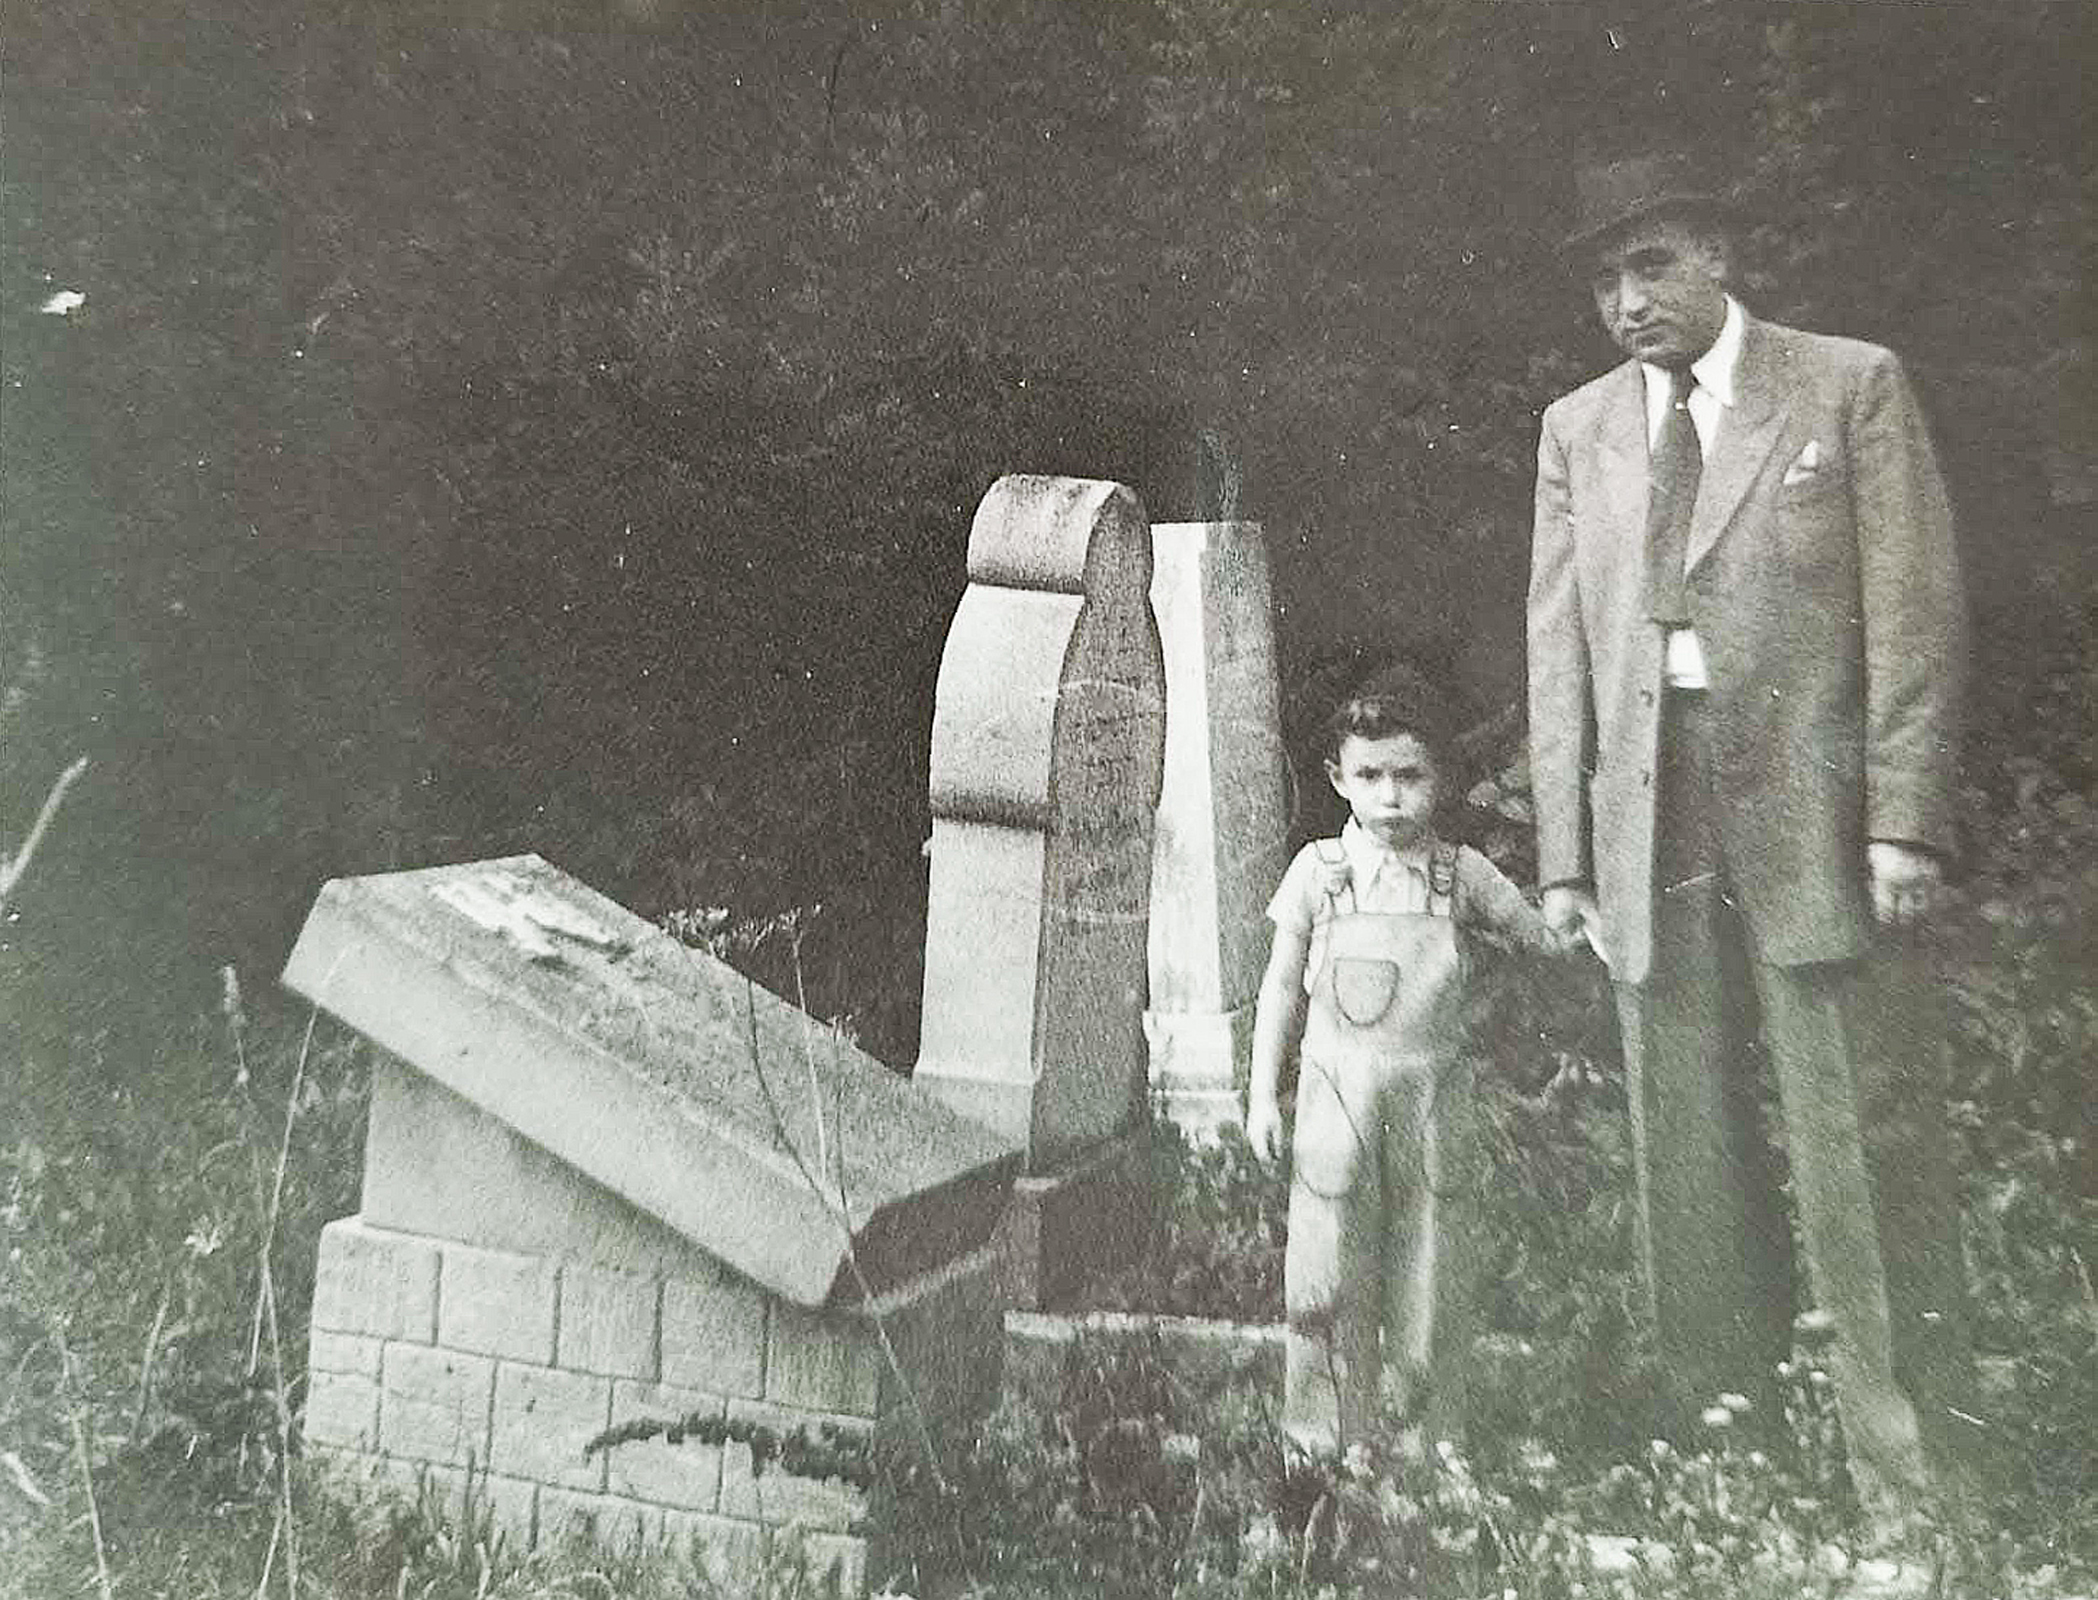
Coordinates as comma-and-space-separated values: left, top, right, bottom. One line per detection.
1645, 367, 1700, 625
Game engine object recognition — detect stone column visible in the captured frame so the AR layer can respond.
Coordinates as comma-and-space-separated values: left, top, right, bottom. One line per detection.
1143, 521, 1291, 1137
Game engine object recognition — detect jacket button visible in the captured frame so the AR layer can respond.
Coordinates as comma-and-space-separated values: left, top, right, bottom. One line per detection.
1640, 689, 1655, 706
1641, 772, 1651, 787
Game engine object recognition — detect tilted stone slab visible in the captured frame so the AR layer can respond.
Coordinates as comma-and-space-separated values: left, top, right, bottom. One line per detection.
282, 854, 1016, 1308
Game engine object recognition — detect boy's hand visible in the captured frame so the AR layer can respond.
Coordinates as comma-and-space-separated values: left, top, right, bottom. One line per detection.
1245, 1091, 1284, 1165
1542, 883, 1609, 963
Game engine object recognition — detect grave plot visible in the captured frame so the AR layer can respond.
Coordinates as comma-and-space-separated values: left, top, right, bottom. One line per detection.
283, 854, 1016, 1593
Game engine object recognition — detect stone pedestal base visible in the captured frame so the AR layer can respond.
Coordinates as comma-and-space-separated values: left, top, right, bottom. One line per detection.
1144, 1005, 1253, 1140
991, 1127, 1154, 1311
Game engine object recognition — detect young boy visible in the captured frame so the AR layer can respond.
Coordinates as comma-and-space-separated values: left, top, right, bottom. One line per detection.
1247, 666, 1557, 1457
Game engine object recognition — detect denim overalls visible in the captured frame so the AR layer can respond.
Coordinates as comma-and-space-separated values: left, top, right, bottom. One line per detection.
1284, 839, 1478, 1456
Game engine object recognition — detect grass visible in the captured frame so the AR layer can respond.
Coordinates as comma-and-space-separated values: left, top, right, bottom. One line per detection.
5, 952, 2089, 1597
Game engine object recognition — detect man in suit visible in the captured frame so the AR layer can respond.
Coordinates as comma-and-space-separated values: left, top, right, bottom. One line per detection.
1527, 154, 1985, 1518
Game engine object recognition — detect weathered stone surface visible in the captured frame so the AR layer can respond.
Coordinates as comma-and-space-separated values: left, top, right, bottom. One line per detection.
863, 1242, 1007, 1443
718, 1400, 867, 1533
661, 1266, 766, 1399
1143, 521, 1291, 1137
327, 1452, 534, 1542
303, 1367, 379, 1450
987, 1126, 1154, 1311
440, 1241, 558, 1365
308, 1329, 384, 1378
282, 854, 1016, 1306
312, 1218, 439, 1343
1142, 1009, 1258, 1137
484, 1473, 541, 1548
380, 1343, 494, 1468
766, 1302, 881, 1418
560, 1264, 660, 1380
361, 1059, 732, 1279
490, 1361, 610, 1491
604, 1379, 726, 1510
917, 475, 1168, 1167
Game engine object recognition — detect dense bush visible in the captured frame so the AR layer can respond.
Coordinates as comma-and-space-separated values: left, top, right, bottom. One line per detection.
5, 0, 2089, 1062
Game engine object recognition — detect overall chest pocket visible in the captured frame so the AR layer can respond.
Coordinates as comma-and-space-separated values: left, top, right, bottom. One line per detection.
1332, 957, 1400, 1025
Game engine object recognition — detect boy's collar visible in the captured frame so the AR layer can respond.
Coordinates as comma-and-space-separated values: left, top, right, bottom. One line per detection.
1341, 817, 1435, 873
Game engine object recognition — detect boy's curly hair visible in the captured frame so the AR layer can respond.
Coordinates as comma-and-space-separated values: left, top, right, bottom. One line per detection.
1322, 662, 1454, 768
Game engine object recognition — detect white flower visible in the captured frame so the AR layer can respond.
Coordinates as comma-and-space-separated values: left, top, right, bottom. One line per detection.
1700, 1405, 1732, 1430
1718, 1391, 1752, 1414
39, 290, 85, 316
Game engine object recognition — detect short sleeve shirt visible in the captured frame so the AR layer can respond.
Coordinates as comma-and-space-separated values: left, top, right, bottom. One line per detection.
1267, 822, 1552, 991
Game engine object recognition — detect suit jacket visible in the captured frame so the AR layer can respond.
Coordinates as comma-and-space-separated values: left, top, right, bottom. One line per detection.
1527, 314, 1966, 985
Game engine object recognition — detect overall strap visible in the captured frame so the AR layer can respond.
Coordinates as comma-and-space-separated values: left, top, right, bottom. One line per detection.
1427, 841, 1459, 919
1310, 839, 1353, 920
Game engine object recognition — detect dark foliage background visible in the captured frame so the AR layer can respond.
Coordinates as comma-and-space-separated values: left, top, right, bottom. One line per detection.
5, 0, 2087, 1063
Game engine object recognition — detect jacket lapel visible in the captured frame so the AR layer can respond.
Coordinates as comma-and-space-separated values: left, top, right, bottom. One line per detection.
1686, 316, 1790, 574
1599, 361, 1648, 532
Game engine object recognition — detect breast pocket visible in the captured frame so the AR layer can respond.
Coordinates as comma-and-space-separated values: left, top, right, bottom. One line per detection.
1771, 463, 1853, 579
1332, 957, 1400, 1026
1774, 468, 1846, 514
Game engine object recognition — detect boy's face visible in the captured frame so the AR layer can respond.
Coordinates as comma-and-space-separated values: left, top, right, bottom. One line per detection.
1326, 732, 1438, 850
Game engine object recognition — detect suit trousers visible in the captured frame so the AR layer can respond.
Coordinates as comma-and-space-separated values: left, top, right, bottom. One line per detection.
1614, 688, 1984, 1515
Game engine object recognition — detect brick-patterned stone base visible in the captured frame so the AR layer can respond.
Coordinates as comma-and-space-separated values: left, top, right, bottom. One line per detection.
303, 1216, 1001, 1594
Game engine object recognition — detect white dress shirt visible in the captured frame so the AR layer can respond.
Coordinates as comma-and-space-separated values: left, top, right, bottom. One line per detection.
1639, 294, 1744, 689
1336, 818, 1434, 914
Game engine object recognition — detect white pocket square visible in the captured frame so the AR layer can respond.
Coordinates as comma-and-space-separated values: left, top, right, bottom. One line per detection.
1781, 440, 1823, 486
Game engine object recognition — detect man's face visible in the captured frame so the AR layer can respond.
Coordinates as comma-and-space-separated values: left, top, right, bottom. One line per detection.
1588, 215, 1729, 369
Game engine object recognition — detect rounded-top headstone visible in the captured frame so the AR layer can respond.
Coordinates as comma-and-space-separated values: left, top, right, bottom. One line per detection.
965, 475, 1149, 595
917, 475, 1166, 1167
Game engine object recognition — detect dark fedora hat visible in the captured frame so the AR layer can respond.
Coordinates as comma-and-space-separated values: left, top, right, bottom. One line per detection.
1564, 153, 1739, 250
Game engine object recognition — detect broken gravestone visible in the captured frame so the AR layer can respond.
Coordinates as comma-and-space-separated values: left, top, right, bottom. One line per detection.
914, 474, 1167, 1304
284, 855, 1015, 1594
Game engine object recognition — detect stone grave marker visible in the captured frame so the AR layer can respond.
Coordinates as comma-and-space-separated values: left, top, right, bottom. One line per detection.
915, 474, 1167, 1303
283, 855, 1016, 1593
1143, 519, 1291, 1136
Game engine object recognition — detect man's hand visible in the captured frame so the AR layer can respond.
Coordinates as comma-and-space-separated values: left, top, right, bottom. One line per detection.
1542, 883, 1609, 962
1245, 1090, 1284, 1166
1868, 840, 1944, 927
